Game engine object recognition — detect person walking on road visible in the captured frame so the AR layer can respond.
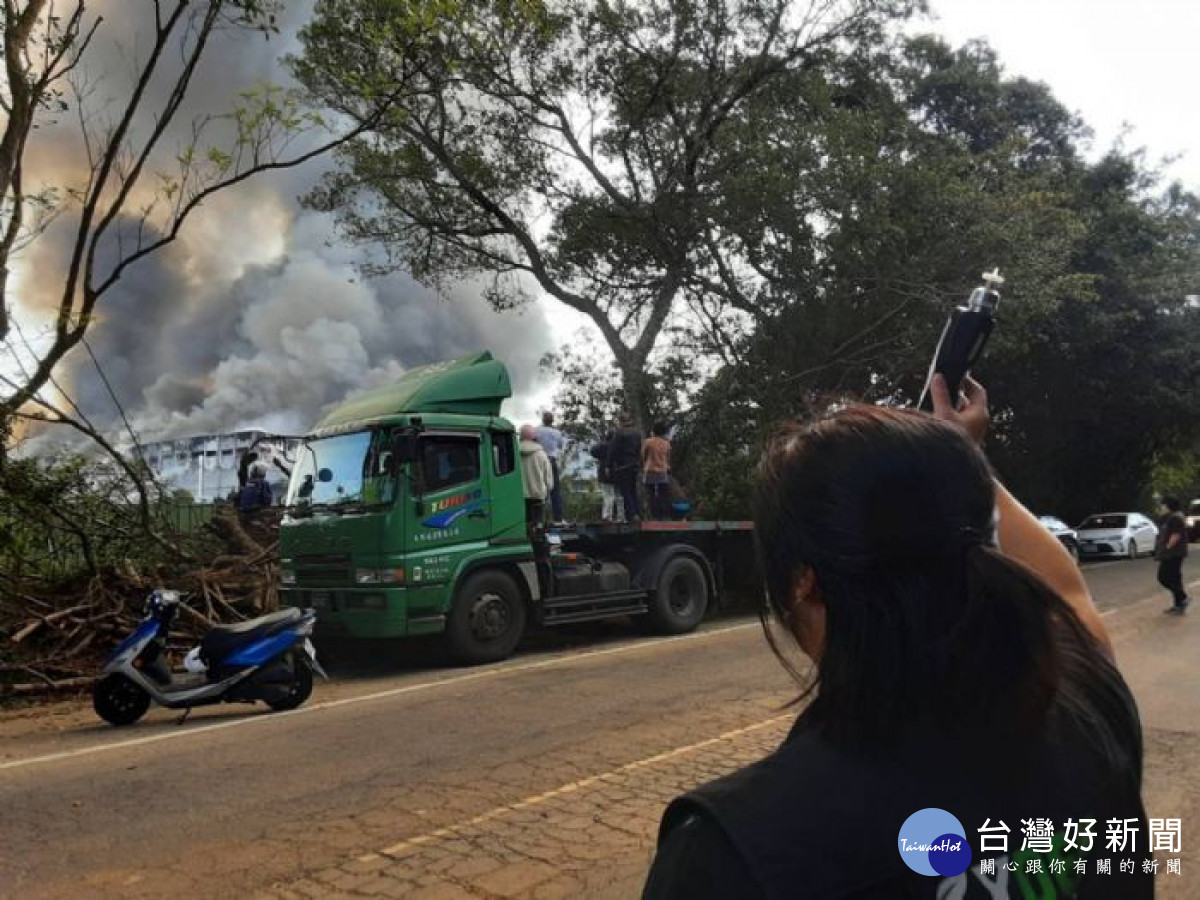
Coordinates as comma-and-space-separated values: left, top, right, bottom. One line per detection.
642, 423, 672, 520
643, 375, 1151, 899
519, 424, 553, 528
534, 411, 567, 525
606, 413, 643, 523
591, 430, 624, 523
1157, 495, 1190, 614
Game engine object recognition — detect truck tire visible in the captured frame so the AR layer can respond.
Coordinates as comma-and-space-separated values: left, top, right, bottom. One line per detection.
646, 555, 709, 635
446, 570, 527, 665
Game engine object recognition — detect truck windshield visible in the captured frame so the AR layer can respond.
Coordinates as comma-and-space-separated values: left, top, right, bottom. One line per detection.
286, 430, 397, 512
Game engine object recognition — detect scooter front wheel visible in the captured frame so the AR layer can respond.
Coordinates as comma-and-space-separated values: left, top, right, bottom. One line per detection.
93, 674, 151, 726
265, 654, 313, 712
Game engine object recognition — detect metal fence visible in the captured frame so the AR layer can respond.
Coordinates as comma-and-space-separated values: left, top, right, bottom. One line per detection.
0, 502, 218, 582
167, 502, 216, 533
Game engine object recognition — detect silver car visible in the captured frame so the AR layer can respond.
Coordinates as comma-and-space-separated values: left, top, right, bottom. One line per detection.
1075, 513, 1159, 559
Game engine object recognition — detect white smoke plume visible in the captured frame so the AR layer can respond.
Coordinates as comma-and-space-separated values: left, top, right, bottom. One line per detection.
130, 213, 553, 438
10, 1, 557, 451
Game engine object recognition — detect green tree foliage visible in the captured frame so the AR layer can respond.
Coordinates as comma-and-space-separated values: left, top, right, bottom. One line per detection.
675, 37, 1200, 520
1147, 447, 1200, 507
297, 1, 1197, 519
0, 454, 216, 585
985, 157, 1200, 521
292, 0, 920, 426
539, 346, 697, 443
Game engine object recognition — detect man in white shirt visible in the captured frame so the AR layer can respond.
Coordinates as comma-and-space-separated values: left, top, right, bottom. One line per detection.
534, 411, 566, 525
519, 424, 553, 527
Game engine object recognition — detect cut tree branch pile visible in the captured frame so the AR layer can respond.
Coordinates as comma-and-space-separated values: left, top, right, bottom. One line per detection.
0, 505, 283, 700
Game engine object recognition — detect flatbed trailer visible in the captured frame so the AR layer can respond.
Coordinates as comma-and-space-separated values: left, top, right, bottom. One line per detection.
541, 520, 757, 627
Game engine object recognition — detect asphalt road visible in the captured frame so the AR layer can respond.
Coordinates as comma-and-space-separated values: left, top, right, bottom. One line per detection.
0, 556, 1196, 899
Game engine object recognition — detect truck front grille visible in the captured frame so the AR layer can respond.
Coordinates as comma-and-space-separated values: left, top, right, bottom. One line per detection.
295, 553, 352, 585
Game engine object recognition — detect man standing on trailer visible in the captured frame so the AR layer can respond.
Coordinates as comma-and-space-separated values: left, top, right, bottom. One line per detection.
520, 424, 554, 528
607, 412, 643, 524
535, 411, 567, 526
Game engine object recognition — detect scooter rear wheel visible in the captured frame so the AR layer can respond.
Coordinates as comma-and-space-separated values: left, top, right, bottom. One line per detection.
93, 674, 151, 726
265, 654, 313, 712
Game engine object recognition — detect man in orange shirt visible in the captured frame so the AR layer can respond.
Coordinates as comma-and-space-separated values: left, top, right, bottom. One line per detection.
642, 423, 672, 521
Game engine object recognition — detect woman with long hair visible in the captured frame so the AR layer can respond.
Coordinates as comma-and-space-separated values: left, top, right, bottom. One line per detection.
643, 377, 1151, 899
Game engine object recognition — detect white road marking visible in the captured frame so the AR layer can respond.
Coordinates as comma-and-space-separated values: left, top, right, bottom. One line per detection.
368, 711, 794, 860
5, 567, 1191, 772
0, 622, 761, 772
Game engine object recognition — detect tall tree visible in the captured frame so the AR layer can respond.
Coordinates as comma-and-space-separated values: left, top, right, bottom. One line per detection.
984, 154, 1200, 519
671, 37, 1200, 519
293, 0, 919, 426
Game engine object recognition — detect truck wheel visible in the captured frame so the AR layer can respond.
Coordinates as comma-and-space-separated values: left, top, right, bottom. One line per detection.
646, 556, 709, 635
93, 674, 151, 727
446, 570, 527, 665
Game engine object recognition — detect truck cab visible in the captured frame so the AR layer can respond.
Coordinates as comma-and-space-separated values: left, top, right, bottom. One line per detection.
280, 352, 752, 664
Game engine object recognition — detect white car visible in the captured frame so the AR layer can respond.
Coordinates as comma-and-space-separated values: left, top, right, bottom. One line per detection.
1187, 500, 1200, 542
1075, 513, 1159, 559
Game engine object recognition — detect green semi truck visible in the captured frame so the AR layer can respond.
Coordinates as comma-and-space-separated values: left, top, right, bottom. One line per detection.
278, 352, 755, 664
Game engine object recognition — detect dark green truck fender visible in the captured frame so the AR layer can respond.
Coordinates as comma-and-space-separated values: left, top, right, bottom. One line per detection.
448, 548, 539, 606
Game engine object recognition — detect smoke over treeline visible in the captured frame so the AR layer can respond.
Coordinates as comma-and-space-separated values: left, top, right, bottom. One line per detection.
12, 1, 554, 449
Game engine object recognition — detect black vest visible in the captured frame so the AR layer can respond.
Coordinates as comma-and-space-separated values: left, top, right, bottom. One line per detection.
660, 702, 1152, 899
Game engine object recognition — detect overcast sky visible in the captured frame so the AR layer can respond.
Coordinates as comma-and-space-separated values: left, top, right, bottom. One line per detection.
929, 0, 1200, 188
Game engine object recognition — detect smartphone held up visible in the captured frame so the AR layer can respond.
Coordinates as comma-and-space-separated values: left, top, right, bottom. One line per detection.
918, 269, 1003, 412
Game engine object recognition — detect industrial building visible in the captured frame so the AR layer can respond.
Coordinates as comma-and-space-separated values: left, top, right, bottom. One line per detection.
136, 430, 300, 504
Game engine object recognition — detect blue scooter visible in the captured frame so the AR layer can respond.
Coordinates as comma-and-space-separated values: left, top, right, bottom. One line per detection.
93, 589, 326, 726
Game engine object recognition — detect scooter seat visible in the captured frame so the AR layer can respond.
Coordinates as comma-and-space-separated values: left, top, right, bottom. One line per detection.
201, 608, 303, 664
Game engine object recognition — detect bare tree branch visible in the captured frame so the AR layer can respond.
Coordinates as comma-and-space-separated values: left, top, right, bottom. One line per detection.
1, 2, 396, 438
